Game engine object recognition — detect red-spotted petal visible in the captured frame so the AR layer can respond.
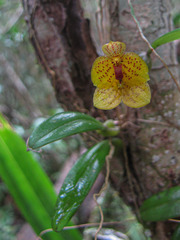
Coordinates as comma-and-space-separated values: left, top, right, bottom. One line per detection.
93, 87, 122, 110
122, 82, 151, 108
91, 56, 119, 89
122, 52, 150, 85
102, 41, 126, 58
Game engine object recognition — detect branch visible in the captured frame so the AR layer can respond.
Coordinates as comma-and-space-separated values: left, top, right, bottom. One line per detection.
128, 0, 180, 93
0, 54, 41, 117
0, 5, 23, 35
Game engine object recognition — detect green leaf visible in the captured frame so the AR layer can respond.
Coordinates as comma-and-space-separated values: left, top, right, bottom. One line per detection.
52, 140, 110, 231
28, 112, 105, 149
172, 224, 180, 240
0, 130, 62, 240
147, 28, 180, 55
173, 14, 180, 28
0, 118, 82, 240
0, 113, 12, 130
140, 186, 180, 221
151, 28, 180, 49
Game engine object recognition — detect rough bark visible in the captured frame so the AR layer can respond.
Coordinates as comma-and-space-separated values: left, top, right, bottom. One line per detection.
22, 0, 180, 238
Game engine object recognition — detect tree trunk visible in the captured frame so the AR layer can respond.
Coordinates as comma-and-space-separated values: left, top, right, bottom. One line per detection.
22, 0, 180, 238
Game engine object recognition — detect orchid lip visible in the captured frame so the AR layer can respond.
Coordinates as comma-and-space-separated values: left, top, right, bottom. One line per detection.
113, 65, 123, 84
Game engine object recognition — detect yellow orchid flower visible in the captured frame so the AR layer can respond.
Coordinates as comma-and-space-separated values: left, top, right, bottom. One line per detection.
91, 41, 151, 110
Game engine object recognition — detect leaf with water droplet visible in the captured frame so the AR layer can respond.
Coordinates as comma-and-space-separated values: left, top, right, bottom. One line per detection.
52, 140, 110, 231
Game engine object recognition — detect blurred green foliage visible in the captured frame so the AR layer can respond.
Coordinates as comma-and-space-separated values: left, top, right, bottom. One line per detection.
0, 114, 82, 240
0, 1, 82, 237
0, 205, 17, 240
0, 0, 59, 129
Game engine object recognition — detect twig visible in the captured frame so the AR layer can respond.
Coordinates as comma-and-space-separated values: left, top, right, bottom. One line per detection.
127, 0, 180, 93
37, 218, 135, 239
137, 118, 170, 126
0, 54, 41, 117
93, 141, 114, 240
169, 218, 180, 223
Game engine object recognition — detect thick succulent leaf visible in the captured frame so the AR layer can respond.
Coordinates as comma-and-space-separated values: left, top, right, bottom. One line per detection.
52, 140, 110, 231
28, 112, 105, 149
140, 186, 180, 221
